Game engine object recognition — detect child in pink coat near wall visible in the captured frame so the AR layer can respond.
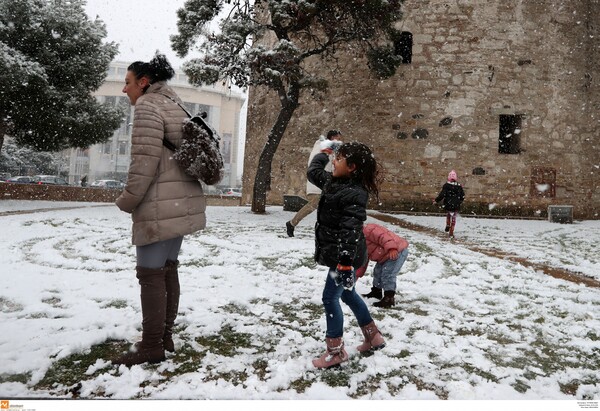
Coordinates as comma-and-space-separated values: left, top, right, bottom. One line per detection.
356, 223, 409, 308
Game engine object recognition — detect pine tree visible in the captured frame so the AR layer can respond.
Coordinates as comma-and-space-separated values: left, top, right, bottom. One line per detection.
172, 0, 405, 213
0, 0, 123, 153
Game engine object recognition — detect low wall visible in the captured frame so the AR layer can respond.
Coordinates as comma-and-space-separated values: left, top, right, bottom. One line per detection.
0, 183, 242, 206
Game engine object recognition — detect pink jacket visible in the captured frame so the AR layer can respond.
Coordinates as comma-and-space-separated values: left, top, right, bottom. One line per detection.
356, 223, 409, 277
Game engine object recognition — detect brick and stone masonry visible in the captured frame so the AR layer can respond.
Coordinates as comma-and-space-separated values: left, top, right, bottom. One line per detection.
243, 0, 599, 219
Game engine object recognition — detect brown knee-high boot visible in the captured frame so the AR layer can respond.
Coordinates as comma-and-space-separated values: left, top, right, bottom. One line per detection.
163, 259, 180, 352
112, 266, 167, 366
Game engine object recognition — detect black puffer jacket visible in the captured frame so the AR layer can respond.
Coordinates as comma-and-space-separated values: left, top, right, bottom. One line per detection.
435, 182, 465, 212
307, 153, 368, 269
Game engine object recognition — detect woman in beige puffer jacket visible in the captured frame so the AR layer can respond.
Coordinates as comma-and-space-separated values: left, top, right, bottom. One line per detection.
113, 54, 206, 366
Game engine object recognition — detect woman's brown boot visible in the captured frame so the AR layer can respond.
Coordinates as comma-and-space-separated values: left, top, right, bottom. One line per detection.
163, 259, 180, 352
112, 266, 167, 366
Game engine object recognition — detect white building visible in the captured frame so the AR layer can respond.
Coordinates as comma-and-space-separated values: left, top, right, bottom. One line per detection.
64, 61, 246, 189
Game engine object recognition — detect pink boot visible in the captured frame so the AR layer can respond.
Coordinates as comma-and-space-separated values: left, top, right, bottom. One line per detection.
356, 321, 386, 353
312, 337, 348, 369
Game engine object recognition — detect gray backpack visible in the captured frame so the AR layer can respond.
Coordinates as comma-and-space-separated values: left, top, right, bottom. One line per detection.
160, 94, 224, 186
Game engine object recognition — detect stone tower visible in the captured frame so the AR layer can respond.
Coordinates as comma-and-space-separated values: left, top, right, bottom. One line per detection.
243, 0, 599, 219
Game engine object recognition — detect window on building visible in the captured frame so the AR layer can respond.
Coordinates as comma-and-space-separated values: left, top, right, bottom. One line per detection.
530, 167, 556, 198
394, 31, 413, 64
118, 141, 128, 155
103, 142, 111, 154
499, 114, 522, 154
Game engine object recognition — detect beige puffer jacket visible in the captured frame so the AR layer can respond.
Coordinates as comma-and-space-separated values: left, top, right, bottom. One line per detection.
116, 81, 206, 246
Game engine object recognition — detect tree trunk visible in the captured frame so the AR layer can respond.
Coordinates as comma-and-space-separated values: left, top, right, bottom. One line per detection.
0, 121, 6, 153
251, 95, 300, 213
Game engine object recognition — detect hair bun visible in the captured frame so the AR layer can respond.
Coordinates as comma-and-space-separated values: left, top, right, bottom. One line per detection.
149, 53, 175, 82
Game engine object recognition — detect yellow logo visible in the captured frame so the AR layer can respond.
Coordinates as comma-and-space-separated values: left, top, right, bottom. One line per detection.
0, 400, 8, 409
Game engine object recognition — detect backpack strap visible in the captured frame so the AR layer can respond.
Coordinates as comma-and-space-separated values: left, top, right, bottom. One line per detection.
156, 92, 191, 151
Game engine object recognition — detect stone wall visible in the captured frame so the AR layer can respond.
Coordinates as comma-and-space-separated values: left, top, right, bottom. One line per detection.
243, 0, 600, 219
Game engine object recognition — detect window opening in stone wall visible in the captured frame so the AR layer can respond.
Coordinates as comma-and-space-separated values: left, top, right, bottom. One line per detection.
394, 31, 413, 64
498, 114, 522, 154
530, 167, 556, 198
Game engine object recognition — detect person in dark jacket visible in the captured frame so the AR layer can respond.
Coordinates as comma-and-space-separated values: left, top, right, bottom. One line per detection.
307, 141, 386, 369
433, 170, 465, 238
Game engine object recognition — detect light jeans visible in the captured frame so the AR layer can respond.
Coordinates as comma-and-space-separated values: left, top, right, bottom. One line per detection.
136, 236, 184, 269
372, 248, 409, 291
322, 269, 373, 338
290, 194, 320, 227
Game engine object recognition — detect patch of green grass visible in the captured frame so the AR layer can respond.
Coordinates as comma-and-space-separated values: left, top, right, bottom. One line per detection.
161, 342, 208, 377
42, 297, 62, 307
269, 301, 323, 337
195, 324, 253, 356
203, 369, 248, 386
560, 376, 600, 399
0, 297, 23, 313
412, 242, 434, 254
0, 372, 31, 384
321, 368, 351, 387
461, 363, 499, 383
289, 376, 314, 393
34, 339, 129, 392
487, 332, 518, 345
221, 303, 253, 316
455, 327, 485, 337
252, 359, 270, 381
586, 331, 599, 341
26, 312, 49, 319
511, 379, 530, 393
404, 305, 429, 316
101, 299, 129, 309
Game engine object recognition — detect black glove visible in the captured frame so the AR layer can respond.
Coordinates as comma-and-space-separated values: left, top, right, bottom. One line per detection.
335, 264, 355, 290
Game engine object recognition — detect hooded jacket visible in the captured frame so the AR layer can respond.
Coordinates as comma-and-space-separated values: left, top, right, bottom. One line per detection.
307, 152, 368, 269
116, 81, 206, 246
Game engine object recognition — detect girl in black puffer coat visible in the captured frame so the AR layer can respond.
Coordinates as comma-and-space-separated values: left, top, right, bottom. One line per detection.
433, 169, 465, 238
307, 142, 386, 369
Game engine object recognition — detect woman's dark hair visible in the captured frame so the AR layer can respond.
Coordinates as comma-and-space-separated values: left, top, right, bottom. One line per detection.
127, 53, 175, 84
337, 142, 382, 200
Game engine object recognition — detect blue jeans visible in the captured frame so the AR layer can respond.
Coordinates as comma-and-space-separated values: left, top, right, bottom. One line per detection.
322, 269, 373, 338
373, 248, 409, 291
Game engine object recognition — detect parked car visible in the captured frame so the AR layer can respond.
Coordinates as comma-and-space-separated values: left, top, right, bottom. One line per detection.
90, 179, 125, 190
5, 176, 34, 184
222, 187, 242, 197
31, 175, 69, 185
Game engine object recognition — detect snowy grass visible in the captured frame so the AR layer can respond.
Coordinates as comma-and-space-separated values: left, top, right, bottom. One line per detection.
0, 202, 599, 400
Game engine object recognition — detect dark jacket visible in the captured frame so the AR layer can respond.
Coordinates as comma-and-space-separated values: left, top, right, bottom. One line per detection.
307, 153, 368, 269
435, 182, 465, 212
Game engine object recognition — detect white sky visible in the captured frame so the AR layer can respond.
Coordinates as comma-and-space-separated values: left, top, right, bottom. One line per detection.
84, 0, 190, 68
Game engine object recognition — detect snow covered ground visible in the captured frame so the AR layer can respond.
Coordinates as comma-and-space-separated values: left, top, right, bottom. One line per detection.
0, 200, 598, 401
